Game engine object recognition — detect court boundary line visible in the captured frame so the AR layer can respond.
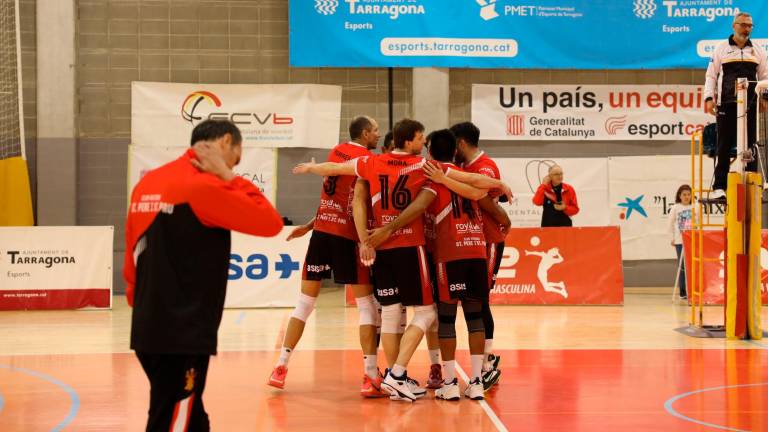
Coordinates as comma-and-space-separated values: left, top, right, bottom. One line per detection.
0, 363, 80, 431
663, 382, 768, 432
454, 363, 508, 432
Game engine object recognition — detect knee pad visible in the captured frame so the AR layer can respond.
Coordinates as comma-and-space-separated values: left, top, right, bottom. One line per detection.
290, 293, 317, 322
381, 303, 403, 334
356, 295, 378, 327
428, 315, 438, 333
437, 301, 458, 339
410, 304, 437, 332
463, 298, 485, 334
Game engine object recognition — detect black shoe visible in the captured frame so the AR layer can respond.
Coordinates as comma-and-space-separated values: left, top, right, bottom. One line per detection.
482, 368, 501, 392
488, 354, 501, 370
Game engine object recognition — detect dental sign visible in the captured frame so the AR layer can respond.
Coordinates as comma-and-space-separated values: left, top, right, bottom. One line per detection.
291, 0, 768, 68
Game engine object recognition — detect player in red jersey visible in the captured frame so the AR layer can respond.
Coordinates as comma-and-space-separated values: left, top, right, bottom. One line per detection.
451, 121, 511, 391
386, 129, 511, 401
270, 116, 386, 398
295, 119, 440, 402
424, 129, 491, 401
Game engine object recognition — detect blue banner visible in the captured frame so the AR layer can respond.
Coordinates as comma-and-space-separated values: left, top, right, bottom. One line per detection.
290, 1, 768, 69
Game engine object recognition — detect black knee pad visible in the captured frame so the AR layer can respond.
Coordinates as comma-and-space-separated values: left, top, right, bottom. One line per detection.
481, 298, 494, 338
462, 298, 485, 334
437, 301, 457, 339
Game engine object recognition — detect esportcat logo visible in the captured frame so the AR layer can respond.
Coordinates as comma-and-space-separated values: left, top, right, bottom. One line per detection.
315, 0, 338, 15
633, 0, 657, 19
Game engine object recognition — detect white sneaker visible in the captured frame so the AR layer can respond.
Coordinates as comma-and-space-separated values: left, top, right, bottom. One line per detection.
406, 376, 427, 399
464, 377, 484, 400
711, 189, 726, 199
435, 378, 460, 401
381, 370, 416, 402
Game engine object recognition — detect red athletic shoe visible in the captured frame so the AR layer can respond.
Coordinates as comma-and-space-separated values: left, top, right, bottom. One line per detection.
426, 363, 443, 389
360, 373, 388, 398
268, 365, 288, 389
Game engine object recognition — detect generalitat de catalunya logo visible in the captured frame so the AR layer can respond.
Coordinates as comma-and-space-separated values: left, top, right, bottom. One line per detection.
181, 91, 222, 124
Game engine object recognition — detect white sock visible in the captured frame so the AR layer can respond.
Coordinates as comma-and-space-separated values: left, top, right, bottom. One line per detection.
484, 339, 494, 355
429, 349, 440, 365
443, 360, 456, 383
483, 339, 494, 371
391, 364, 406, 378
364, 354, 378, 379
471, 355, 484, 381
277, 347, 292, 366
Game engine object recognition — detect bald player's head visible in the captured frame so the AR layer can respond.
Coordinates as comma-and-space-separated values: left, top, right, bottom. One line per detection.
548, 165, 563, 186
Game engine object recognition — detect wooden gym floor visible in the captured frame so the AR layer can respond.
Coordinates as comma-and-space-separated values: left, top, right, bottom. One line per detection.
0, 288, 766, 431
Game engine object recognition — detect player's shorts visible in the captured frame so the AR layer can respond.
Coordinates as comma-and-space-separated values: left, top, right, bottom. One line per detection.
372, 245, 433, 307
486, 241, 505, 289
302, 230, 370, 285
435, 258, 489, 302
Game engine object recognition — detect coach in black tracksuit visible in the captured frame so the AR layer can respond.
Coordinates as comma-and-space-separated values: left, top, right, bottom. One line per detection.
124, 120, 283, 431
704, 12, 768, 198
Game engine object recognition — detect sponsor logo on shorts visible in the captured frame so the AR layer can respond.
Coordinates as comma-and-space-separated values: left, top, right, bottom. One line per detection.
449, 283, 467, 292
306, 264, 331, 273
377, 287, 399, 297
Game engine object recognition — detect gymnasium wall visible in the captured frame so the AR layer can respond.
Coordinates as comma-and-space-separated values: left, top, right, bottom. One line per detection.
23, 1, 706, 292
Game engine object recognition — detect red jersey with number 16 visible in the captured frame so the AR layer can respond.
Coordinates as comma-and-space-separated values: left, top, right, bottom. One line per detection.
462, 151, 506, 244
355, 151, 435, 250
426, 163, 487, 263
313, 142, 372, 241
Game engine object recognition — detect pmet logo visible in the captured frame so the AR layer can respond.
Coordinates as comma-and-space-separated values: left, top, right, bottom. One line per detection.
180, 91, 294, 126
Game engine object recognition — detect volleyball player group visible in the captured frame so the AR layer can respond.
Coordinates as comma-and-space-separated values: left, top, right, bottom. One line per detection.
268, 116, 513, 402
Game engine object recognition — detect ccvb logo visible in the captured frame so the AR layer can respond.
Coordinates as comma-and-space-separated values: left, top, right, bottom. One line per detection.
315, 0, 338, 15
181, 91, 222, 124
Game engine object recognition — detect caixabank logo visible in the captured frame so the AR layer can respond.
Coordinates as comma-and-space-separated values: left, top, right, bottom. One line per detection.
617, 195, 647, 220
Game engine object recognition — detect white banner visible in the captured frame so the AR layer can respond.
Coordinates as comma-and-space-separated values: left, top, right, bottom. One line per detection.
609, 155, 719, 260
226, 227, 309, 308
0, 227, 113, 310
128, 145, 277, 204
495, 157, 610, 227
132, 82, 342, 148
472, 84, 711, 141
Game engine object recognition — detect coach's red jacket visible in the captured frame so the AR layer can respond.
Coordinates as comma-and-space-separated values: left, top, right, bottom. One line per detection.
532, 181, 579, 227
124, 149, 282, 354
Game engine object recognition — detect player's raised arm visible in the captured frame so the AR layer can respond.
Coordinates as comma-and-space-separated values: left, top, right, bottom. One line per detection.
423, 161, 487, 201
443, 167, 513, 202
293, 158, 356, 176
